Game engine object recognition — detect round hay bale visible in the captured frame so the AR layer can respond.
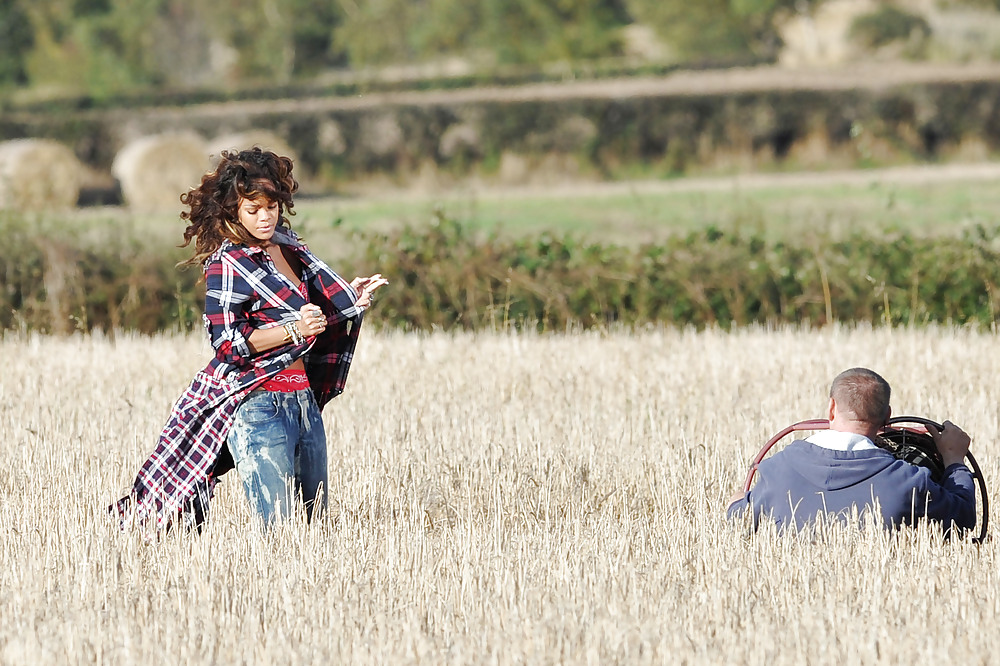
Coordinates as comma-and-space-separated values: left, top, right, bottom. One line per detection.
360, 114, 404, 159
317, 119, 347, 156
0, 139, 83, 211
552, 116, 598, 152
439, 123, 481, 161
207, 131, 300, 168
112, 132, 209, 212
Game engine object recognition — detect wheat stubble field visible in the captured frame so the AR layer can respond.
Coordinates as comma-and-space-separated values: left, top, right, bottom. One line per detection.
1, 326, 998, 664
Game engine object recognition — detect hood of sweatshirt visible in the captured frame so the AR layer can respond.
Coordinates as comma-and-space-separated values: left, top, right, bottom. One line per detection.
771, 439, 899, 491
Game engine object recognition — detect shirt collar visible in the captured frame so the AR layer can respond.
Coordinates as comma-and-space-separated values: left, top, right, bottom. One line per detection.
806, 430, 878, 451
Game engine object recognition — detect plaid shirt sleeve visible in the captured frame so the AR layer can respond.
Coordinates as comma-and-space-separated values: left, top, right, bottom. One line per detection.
204, 250, 258, 370
282, 230, 367, 408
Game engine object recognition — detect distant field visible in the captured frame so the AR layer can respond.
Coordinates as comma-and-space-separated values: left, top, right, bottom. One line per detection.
48, 166, 1000, 300
69, 163, 1000, 260
300, 164, 1000, 247
1, 326, 997, 663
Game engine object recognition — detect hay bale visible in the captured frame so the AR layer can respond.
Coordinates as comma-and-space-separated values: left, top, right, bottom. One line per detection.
0, 139, 83, 211
360, 114, 404, 159
207, 131, 300, 168
439, 123, 481, 161
552, 116, 598, 152
112, 132, 209, 212
317, 119, 347, 156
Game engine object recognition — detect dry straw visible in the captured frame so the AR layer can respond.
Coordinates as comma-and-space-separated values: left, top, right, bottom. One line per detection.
112, 132, 209, 212
0, 326, 997, 664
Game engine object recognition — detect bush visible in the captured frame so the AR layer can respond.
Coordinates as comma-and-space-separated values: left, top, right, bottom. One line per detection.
3, 211, 1000, 334
0, 212, 201, 334
849, 6, 932, 51
0, 0, 33, 87
347, 214, 1000, 331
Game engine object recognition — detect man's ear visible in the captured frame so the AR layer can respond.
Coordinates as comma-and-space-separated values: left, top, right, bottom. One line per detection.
884, 405, 892, 425
827, 397, 836, 421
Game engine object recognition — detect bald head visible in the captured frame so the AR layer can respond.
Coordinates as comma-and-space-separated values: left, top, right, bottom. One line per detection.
830, 367, 891, 427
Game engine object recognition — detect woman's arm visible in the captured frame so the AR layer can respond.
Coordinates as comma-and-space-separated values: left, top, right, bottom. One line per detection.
246, 304, 327, 353
204, 252, 257, 368
247, 325, 293, 354
207, 251, 330, 363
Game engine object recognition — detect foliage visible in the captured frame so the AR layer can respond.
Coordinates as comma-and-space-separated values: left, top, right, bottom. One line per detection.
0, 0, 34, 86
7, 0, 347, 96
334, 0, 630, 68
5, 211, 1000, 334
288, 0, 348, 74
0, 212, 201, 334
849, 5, 932, 50
623, 0, 823, 62
7, 0, 999, 100
349, 216, 1000, 331
2, 0, 796, 98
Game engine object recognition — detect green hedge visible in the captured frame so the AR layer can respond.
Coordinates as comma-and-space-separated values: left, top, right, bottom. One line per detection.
0, 213, 202, 334
358, 217, 1000, 330
3, 211, 1000, 334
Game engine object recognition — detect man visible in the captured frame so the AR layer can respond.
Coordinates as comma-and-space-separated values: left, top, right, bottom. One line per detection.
727, 367, 976, 533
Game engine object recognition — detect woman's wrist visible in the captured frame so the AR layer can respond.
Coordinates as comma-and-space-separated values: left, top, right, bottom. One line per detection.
283, 321, 305, 345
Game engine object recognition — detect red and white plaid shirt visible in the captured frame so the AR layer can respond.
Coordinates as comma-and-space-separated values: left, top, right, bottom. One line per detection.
113, 225, 365, 530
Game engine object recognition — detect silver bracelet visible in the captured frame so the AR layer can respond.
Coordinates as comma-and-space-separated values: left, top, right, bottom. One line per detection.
283, 321, 304, 345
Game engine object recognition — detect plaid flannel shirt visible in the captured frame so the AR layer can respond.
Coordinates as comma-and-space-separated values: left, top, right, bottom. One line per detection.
113, 225, 365, 530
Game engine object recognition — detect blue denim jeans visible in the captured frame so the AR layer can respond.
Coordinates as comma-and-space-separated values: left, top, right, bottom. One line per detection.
227, 388, 328, 526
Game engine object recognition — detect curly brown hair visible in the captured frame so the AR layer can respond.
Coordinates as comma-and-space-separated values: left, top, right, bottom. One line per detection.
179, 147, 298, 267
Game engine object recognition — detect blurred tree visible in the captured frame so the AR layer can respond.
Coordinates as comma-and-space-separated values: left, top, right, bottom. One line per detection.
0, 0, 34, 86
409, 0, 483, 59
289, 0, 347, 74
953, 0, 1000, 8
11, 0, 344, 93
477, 0, 630, 64
625, 0, 825, 62
333, 0, 421, 66
848, 5, 931, 53
336, 0, 630, 67
19, 0, 170, 94
203, 0, 297, 84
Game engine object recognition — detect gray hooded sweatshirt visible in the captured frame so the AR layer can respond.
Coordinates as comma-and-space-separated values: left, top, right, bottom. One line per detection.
728, 439, 976, 533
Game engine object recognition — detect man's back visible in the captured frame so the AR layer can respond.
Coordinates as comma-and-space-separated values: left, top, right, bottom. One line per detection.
728, 438, 976, 532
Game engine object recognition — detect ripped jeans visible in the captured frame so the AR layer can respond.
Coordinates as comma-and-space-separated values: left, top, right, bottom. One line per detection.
227, 388, 328, 526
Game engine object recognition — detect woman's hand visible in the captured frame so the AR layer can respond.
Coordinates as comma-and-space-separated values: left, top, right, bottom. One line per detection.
352, 273, 389, 308
296, 304, 326, 337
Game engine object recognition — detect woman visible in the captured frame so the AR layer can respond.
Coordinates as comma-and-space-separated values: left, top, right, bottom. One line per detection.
113, 147, 387, 530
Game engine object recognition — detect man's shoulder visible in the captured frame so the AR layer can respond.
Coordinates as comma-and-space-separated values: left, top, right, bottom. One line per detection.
781, 438, 895, 459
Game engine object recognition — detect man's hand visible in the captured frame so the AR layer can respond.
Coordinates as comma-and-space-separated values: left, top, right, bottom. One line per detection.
726, 490, 746, 513
929, 420, 971, 468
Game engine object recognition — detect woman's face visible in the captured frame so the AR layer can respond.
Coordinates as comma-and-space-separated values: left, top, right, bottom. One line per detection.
237, 196, 279, 241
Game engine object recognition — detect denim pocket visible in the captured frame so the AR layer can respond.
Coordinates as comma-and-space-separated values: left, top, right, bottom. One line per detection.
240, 391, 280, 424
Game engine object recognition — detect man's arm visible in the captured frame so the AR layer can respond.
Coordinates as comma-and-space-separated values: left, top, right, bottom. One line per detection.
931, 420, 971, 468
925, 421, 977, 530
726, 490, 750, 518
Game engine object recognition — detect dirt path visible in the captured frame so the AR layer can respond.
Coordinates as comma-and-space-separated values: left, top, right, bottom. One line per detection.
56, 61, 1000, 123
